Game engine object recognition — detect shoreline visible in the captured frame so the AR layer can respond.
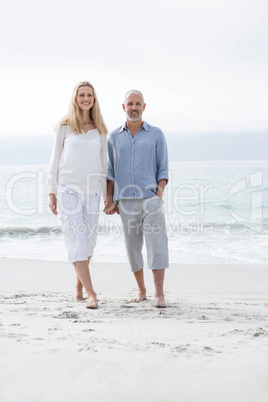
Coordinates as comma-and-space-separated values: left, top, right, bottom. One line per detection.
1, 258, 268, 295
1, 258, 268, 401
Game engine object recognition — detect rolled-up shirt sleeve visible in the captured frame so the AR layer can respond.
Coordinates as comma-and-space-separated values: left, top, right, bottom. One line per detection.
156, 131, 169, 183
106, 135, 115, 181
47, 125, 65, 195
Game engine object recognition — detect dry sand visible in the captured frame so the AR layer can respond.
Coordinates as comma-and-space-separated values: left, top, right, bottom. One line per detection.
0, 258, 268, 402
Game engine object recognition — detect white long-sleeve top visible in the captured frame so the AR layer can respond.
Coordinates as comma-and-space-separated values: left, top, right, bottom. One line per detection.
47, 124, 107, 199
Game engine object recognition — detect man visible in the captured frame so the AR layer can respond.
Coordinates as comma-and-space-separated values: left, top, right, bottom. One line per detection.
104, 89, 169, 308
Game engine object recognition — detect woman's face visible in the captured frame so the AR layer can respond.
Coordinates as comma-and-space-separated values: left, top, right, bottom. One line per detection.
76, 86, 94, 111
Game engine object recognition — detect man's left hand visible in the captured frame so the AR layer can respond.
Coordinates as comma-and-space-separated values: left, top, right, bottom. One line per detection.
156, 179, 167, 200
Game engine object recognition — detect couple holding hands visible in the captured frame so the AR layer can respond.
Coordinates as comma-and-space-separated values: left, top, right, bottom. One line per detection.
48, 81, 169, 310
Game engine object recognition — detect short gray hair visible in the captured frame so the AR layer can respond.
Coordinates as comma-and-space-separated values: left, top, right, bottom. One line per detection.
124, 89, 144, 104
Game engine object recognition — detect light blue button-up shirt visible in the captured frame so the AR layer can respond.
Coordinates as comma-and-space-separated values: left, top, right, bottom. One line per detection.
106, 121, 169, 202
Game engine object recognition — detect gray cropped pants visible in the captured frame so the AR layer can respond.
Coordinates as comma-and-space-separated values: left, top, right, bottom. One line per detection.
118, 196, 169, 272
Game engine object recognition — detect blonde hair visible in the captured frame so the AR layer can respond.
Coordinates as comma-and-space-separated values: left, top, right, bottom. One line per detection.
56, 81, 108, 135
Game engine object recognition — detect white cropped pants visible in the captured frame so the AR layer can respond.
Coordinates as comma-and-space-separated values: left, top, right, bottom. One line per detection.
57, 183, 101, 264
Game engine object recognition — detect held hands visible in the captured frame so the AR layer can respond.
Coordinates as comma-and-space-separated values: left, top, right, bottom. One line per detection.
49, 193, 118, 216
48, 194, 58, 215
103, 198, 119, 215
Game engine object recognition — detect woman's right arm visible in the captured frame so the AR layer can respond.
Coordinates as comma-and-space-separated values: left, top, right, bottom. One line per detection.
48, 193, 58, 215
47, 125, 65, 215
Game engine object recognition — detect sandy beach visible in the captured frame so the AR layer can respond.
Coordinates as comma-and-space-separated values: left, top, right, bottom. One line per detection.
0, 258, 268, 402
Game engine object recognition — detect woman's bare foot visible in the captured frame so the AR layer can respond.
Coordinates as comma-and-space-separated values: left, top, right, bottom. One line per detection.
154, 295, 166, 308
131, 290, 147, 303
75, 291, 84, 301
76, 277, 84, 301
86, 294, 98, 309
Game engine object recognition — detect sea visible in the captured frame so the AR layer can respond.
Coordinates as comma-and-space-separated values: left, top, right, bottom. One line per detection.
0, 161, 267, 264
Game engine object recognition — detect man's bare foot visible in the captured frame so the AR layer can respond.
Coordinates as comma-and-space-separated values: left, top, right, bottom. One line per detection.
131, 290, 147, 303
154, 295, 166, 308
86, 294, 98, 309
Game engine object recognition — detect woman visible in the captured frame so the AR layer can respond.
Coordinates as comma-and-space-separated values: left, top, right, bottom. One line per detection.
48, 81, 108, 309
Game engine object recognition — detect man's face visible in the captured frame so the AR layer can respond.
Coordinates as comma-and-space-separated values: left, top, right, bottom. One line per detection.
122, 93, 146, 122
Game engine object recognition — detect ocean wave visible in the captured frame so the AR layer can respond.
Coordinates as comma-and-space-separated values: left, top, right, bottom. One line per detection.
1, 218, 268, 240
0, 226, 62, 238
0, 225, 123, 239
165, 219, 268, 237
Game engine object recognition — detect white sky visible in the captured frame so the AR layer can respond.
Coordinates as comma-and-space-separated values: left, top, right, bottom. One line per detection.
0, 0, 267, 137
